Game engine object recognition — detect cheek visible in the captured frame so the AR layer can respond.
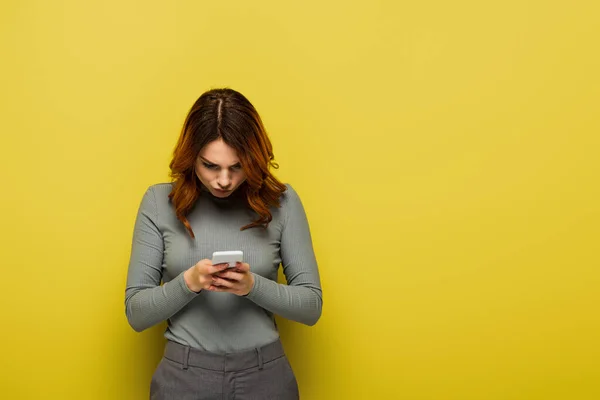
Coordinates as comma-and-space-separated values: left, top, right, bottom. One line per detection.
236, 173, 247, 184
195, 168, 210, 183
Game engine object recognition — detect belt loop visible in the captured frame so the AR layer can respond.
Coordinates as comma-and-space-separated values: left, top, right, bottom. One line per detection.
182, 346, 190, 370
256, 347, 264, 370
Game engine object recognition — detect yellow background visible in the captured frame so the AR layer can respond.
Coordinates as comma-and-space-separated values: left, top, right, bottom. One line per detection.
1, 1, 599, 399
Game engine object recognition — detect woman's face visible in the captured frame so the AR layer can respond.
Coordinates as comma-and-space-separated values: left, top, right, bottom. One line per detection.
195, 138, 247, 198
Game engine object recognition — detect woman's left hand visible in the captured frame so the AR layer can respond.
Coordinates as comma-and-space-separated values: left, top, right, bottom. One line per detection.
209, 262, 255, 296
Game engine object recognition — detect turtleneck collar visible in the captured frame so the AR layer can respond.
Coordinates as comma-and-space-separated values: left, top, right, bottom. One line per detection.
198, 181, 247, 205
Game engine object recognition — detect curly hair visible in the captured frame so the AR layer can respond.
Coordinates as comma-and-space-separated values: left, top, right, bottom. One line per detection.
168, 88, 287, 239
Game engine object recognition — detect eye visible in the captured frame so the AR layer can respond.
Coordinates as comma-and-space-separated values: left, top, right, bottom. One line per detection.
203, 163, 218, 170
230, 164, 242, 171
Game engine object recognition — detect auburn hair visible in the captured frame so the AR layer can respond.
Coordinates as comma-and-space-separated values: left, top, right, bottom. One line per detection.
168, 88, 287, 238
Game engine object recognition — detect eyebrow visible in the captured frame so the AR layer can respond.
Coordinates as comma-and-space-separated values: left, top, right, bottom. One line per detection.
199, 157, 241, 168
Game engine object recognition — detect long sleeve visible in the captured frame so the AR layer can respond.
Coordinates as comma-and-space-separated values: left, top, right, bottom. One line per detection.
245, 185, 323, 326
124, 186, 198, 332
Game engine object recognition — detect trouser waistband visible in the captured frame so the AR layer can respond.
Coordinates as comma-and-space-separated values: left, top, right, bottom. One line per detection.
163, 339, 285, 372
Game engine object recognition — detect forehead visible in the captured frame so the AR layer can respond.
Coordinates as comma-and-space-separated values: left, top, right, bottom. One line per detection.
198, 139, 240, 163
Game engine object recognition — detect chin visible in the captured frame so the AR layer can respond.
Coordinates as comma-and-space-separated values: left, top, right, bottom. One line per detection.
213, 189, 232, 197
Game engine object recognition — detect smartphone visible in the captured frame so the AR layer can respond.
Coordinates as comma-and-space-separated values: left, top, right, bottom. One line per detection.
211, 250, 243, 269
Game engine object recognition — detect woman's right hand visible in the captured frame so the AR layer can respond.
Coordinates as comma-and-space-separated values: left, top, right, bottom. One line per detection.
184, 259, 229, 293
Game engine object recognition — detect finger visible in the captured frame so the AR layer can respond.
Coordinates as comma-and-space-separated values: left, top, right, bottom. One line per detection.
207, 263, 229, 274
207, 285, 236, 293
214, 270, 244, 281
234, 262, 250, 272
207, 283, 245, 296
211, 276, 235, 288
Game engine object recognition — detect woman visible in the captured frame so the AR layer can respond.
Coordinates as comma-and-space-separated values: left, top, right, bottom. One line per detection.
125, 88, 323, 400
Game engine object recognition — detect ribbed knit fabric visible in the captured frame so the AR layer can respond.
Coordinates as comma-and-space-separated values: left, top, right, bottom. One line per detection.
125, 182, 322, 353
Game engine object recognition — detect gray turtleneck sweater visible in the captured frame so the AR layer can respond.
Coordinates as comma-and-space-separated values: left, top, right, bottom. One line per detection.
124, 182, 323, 353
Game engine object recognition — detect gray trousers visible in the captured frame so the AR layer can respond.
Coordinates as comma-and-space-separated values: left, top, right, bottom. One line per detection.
150, 339, 300, 400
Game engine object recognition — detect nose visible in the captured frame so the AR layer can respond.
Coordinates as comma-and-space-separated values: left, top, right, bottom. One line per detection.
217, 170, 232, 189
